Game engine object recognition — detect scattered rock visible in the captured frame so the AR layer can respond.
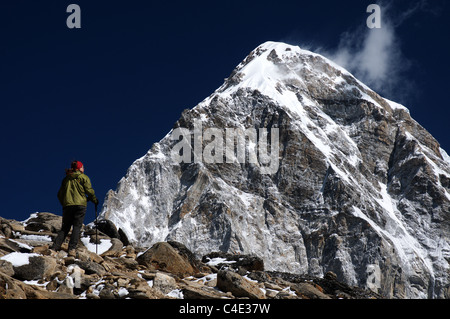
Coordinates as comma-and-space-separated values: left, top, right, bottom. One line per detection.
0, 260, 14, 277
76, 248, 104, 263
290, 282, 331, 299
181, 284, 233, 299
153, 272, 177, 294
217, 269, 266, 299
0, 220, 13, 238
137, 241, 199, 278
118, 228, 130, 246
125, 245, 136, 258
167, 241, 206, 272
98, 283, 116, 299
73, 259, 107, 276
95, 219, 120, 240
0, 213, 384, 299
24, 212, 62, 233
0, 272, 27, 299
101, 238, 124, 257
32, 245, 52, 256
0, 237, 26, 254
13, 255, 56, 281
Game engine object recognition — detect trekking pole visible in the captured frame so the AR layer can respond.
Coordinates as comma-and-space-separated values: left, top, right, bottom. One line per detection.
95, 204, 98, 255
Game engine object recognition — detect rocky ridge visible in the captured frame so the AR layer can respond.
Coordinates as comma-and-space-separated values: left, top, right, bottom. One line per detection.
0, 212, 381, 299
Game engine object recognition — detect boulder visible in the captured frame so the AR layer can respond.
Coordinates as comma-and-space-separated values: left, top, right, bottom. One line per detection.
117, 257, 139, 270
290, 282, 331, 299
88, 219, 129, 246
96, 219, 120, 239
0, 237, 27, 255
24, 212, 62, 233
0, 222, 12, 238
0, 272, 27, 299
100, 238, 124, 257
153, 272, 177, 294
13, 255, 56, 281
167, 241, 205, 272
75, 248, 104, 264
1, 264, 78, 299
1, 217, 23, 238
217, 270, 265, 299
32, 245, 52, 256
137, 241, 200, 278
98, 283, 117, 299
0, 260, 14, 277
127, 278, 167, 299
118, 228, 130, 246
74, 260, 107, 276
181, 284, 234, 299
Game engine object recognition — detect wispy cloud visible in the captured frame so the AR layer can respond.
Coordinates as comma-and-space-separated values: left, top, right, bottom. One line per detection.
319, 1, 433, 100
326, 5, 404, 97
331, 21, 401, 93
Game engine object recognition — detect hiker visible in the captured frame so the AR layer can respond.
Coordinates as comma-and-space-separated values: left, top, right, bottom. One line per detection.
52, 160, 99, 256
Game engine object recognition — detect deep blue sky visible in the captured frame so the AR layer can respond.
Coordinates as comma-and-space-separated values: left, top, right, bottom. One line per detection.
1, 0, 448, 223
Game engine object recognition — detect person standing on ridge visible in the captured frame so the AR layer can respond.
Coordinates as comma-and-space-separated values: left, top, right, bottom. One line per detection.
52, 160, 99, 256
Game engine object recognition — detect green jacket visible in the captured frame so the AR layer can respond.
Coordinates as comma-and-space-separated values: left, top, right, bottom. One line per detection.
57, 171, 98, 207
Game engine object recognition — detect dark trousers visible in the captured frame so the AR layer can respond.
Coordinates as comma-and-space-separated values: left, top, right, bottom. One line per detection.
53, 205, 86, 251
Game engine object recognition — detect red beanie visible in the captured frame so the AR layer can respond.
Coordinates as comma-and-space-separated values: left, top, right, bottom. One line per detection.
72, 161, 84, 170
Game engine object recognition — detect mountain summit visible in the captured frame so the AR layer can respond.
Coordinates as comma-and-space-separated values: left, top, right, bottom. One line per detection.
100, 42, 450, 298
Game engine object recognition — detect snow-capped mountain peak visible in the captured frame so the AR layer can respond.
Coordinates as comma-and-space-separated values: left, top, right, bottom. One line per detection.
100, 41, 450, 299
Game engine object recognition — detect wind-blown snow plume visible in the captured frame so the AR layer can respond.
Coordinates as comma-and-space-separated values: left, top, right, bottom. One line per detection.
326, 4, 407, 96
322, 1, 439, 99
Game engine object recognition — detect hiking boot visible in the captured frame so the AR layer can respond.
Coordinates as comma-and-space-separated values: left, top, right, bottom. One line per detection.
68, 249, 77, 257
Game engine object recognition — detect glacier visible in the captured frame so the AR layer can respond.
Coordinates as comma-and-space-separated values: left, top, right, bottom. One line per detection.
100, 42, 450, 298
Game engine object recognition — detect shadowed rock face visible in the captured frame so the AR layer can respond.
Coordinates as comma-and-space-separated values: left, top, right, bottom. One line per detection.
101, 41, 450, 299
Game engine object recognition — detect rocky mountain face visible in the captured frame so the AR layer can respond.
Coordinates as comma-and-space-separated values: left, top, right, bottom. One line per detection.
100, 42, 450, 299
0, 213, 380, 299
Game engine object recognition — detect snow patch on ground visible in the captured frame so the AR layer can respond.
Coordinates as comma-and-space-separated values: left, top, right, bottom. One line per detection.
204, 257, 236, 267
80, 237, 112, 255
0, 252, 40, 267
